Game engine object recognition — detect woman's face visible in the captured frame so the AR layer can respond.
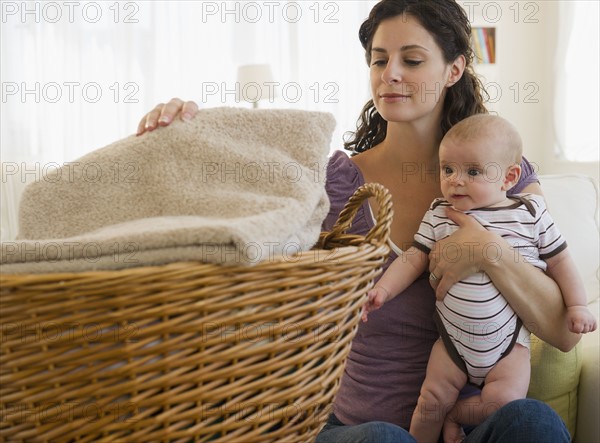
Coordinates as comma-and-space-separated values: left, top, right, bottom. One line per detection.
369, 14, 459, 127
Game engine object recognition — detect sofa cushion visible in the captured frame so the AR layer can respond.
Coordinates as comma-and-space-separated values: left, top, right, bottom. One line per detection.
537, 174, 599, 304
528, 337, 582, 438
575, 299, 600, 443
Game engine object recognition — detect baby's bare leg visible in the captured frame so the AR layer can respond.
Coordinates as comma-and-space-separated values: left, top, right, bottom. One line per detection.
444, 343, 530, 435
410, 339, 467, 443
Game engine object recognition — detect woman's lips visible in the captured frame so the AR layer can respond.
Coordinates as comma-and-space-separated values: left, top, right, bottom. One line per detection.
380, 93, 410, 103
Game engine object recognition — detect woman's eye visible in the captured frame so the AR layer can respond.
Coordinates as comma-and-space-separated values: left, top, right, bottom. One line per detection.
371, 59, 387, 67
405, 59, 423, 66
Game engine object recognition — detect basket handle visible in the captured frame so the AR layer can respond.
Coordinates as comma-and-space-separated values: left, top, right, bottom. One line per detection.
324, 182, 393, 247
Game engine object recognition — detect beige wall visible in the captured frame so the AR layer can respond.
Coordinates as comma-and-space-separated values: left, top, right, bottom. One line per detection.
461, 1, 599, 183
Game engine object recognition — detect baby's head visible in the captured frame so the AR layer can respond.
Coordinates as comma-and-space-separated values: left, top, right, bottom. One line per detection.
439, 114, 523, 210
443, 114, 523, 164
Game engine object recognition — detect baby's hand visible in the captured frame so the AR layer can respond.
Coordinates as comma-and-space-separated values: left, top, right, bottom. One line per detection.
361, 286, 391, 322
567, 305, 598, 333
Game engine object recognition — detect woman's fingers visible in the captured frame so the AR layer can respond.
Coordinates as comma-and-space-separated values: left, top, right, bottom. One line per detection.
136, 98, 199, 136
136, 102, 165, 135
428, 207, 491, 299
445, 206, 485, 231
180, 100, 199, 121
157, 98, 185, 125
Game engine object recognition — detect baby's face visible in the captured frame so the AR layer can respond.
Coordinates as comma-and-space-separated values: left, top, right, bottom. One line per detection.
438, 136, 513, 211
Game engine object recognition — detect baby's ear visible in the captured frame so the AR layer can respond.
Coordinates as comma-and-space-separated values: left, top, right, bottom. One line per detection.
502, 163, 522, 191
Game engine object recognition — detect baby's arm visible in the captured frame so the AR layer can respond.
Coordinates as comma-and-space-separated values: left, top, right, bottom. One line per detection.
362, 247, 428, 322
545, 248, 597, 334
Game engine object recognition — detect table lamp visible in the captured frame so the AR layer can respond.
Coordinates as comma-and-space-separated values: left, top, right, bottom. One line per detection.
237, 64, 276, 108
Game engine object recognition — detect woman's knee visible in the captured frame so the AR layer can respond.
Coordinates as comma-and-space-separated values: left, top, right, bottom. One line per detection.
316, 419, 415, 443
498, 398, 563, 424
468, 398, 570, 442
369, 421, 416, 443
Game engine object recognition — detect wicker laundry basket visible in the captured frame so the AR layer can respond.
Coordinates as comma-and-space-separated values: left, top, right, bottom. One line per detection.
0, 183, 392, 443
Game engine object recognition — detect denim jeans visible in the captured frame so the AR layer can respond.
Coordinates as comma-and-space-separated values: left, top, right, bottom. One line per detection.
315, 399, 570, 443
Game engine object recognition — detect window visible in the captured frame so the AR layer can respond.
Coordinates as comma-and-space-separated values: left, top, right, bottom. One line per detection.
1, 1, 377, 163
554, 1, 599, 162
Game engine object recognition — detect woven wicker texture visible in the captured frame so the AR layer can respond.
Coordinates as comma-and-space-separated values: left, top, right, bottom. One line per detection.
0, 183, 392, 443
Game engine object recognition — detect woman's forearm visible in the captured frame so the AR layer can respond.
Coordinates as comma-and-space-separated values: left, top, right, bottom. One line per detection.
482, 237, 580, 352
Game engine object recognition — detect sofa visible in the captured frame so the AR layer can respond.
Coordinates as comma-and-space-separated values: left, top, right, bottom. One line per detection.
531, 174, 599, 443
1, 166, 598, 442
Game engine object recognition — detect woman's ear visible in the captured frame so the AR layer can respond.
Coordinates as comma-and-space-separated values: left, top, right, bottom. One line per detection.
502, 164, 522, 191
447, 55, 466, 87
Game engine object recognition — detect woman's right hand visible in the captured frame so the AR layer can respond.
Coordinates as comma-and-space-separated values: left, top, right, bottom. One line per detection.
136, 98, 199, 136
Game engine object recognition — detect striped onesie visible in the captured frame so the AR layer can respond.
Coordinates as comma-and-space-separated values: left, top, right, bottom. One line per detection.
413, 194, 567, 387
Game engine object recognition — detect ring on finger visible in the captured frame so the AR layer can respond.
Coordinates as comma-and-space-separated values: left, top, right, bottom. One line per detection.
429, 272, 439, 282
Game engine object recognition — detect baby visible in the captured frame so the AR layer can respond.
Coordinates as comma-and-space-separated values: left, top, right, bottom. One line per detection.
362, 114, 596, 443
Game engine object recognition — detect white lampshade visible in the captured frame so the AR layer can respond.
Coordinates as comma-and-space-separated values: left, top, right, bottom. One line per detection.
237, 64, 277, 107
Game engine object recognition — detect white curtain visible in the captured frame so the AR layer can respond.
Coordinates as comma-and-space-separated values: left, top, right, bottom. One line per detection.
1, 1, 377, 164
554, 1, 599, 162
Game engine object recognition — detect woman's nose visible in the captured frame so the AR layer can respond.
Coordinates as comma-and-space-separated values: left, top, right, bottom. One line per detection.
381, 60, 402, 84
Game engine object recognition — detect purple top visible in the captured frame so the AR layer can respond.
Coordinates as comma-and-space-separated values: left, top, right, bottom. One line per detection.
323, 149, 539, 428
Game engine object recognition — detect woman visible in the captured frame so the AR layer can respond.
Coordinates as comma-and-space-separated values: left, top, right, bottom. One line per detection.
137, 2, 577, 441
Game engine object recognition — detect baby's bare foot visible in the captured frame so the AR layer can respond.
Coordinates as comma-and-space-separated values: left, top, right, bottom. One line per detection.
443, 415, 465, 443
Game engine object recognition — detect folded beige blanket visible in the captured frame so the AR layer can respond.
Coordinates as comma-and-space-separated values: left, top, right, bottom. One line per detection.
1, 107, 335, 273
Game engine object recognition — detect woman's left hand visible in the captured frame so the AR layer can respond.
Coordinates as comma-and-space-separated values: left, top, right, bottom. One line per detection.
428, 207, 500, 300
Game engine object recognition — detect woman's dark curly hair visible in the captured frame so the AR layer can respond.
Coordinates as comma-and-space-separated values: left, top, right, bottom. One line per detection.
344, 0, 488, 154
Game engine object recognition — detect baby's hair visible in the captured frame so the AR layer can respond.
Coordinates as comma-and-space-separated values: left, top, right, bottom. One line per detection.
443, 114, 523, 164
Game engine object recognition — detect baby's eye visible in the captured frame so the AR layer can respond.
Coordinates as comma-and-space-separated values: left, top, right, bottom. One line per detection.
443, 166, 454, 175
467, 169, 481, 177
